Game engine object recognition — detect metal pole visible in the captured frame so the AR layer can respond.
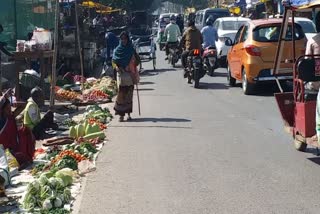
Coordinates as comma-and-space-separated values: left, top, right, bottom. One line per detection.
0, 52, 2, 94
75, 0, 85, 90
136, 84, 141, 116
50, 0, 59, 107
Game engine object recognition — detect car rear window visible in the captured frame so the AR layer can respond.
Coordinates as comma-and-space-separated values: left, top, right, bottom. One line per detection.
253, 25, 305, 42
222, 21, 247, 30
205, 12, 230, 23
296, 21, 316, 33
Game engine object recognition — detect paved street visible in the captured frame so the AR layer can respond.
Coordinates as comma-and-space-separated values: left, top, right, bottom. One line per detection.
76, 51, 320, 214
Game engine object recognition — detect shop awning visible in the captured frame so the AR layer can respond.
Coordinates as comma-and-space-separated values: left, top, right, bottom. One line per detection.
285, 0, 320, 9
96, 9, 122, 14
81, 1, 110, 9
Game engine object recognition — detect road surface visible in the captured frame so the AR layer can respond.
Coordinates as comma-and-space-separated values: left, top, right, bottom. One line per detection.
76, 51, 320, 214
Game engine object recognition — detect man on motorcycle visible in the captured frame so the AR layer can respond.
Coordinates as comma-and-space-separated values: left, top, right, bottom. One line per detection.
180, 20, 203, 81
201, 16, 218, 49
164, 15, 181, 60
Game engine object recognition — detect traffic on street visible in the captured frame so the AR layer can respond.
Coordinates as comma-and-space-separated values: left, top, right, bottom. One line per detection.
1, 0, 320, 213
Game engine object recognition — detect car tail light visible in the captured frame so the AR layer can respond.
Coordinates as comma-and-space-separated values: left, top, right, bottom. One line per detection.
193, 49, 200, 55
245, 45, 261, 56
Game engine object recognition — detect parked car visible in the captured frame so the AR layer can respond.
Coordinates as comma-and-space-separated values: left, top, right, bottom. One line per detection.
293, 17, 317, 40
225, 19, 306, 95
213, 17, 251, 66
195, 8, 230, 31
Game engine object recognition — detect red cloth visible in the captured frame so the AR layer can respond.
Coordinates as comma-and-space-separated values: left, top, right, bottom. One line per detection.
0, 117, 18, 151
0, 116, 35, 165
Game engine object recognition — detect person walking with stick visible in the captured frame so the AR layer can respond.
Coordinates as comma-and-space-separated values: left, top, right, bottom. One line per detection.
112, 31, 140, 122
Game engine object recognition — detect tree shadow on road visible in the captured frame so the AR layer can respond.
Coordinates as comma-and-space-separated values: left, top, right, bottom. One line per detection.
130, 117, 191, 123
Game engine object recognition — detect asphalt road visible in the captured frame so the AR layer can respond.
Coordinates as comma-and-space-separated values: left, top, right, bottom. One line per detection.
76, 51, 320, 214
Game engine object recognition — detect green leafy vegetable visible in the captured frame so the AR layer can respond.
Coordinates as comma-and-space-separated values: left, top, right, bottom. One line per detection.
55, 168, 74, 187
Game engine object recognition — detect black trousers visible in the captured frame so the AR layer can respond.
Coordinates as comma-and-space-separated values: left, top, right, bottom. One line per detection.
181, 51, 189, 69
165, 41, 179, 56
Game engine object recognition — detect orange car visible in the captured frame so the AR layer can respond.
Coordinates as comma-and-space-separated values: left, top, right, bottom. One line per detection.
225, 19, 306, 95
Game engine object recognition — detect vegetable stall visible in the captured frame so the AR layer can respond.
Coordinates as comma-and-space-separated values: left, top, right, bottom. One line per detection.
2, 102, 113, 213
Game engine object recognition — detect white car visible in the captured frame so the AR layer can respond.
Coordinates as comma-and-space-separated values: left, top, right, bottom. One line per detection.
213, 17, 251, 65
292, 17, 317, 40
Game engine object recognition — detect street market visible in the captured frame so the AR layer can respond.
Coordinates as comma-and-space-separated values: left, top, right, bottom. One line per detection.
1, 0, 320, 213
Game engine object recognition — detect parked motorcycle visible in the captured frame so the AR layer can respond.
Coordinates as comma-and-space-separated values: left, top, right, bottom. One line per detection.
186, 49, 205, 88
167, 43, 180, 67
202, 46, 217, 76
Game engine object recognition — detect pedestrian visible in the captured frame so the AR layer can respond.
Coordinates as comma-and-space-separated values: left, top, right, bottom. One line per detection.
105, 31, 119, 60
112, 31, 140, 122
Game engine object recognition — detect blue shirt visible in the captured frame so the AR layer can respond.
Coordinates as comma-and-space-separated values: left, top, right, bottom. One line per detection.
105, 32, 119, 58
201, 26, 218, 48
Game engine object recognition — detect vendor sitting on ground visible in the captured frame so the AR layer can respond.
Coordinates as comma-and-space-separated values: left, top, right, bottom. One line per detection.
0, 92, 35, 169
23, 87, 57, 140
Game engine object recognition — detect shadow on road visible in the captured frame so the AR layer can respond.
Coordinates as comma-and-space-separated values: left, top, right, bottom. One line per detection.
307, 157, 320, 165
212, 71, 227, 77
138, 88, 155, 91
139, 81, 155, 85
230, 82, 293, 97
131, 117, 191, 123
141, 68, 176, 77
198, 82, 229, 90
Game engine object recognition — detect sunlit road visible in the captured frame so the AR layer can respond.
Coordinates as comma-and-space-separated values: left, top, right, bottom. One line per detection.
76, 51, 320, 214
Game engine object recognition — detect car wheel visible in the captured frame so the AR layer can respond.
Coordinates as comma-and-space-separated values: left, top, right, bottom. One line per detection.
242, 68, 255, 95
227, 63, 236, 87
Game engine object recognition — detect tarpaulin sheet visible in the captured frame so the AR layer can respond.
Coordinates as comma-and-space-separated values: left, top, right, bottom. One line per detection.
289, 0, 320, 7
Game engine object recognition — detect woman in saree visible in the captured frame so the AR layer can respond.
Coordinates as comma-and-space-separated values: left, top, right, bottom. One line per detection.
0, 95, 35, 169
113, 31, 139, 122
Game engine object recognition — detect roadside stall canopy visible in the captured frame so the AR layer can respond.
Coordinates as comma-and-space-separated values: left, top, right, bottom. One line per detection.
273, 0, 320, 78
96, 8, 122, 14
81, 1, 109, 9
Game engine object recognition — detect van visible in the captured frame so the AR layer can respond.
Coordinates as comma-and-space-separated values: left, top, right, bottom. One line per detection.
195, 8, 230, 30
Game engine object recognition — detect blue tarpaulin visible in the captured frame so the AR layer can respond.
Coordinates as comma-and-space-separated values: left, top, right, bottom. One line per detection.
289, 0, 319, 7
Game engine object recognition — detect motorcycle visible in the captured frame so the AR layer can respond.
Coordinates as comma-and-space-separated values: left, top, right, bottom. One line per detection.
202, 46, 217, 76
167, 43, 180, 67
186, 49, 205, 88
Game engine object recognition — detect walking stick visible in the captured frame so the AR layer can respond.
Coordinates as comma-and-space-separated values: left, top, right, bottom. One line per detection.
136, 83, 141, 116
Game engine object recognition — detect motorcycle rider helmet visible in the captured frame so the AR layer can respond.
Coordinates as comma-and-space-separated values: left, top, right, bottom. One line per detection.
188, 19, 195, 27
206, 16, 214, 26
170, 14, 176, 22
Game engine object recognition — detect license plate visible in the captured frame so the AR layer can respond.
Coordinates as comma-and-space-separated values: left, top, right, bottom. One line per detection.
193, 58, 201, 63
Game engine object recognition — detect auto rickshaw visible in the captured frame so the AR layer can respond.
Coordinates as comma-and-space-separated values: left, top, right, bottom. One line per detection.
274, 0, 320, 152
